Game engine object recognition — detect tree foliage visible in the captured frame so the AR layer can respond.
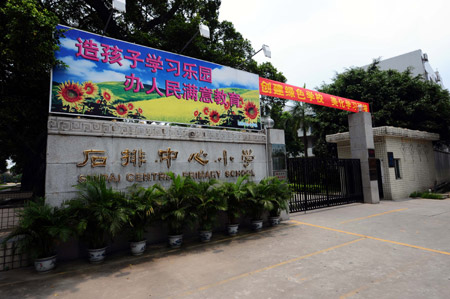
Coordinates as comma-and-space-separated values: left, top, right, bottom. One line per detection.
250, 62, 287, 121
0, 0, 61, 191
289, 101, 314, 157
312, 62, 450, 156
1, 0, 286, 195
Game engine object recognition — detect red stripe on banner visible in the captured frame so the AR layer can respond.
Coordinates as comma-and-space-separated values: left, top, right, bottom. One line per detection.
259, 77, 369, 113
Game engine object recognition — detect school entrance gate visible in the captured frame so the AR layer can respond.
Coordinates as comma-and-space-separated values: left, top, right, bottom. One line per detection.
287, 158, 363, 213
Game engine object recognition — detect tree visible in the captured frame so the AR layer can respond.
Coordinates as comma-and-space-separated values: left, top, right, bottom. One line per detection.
249, 62, 287, 121
290, 101, 314, 158
0, 0, 62, 193
41, 0, 255, 67
279, 111, 303, 157
312, 61, 450, 157
1, 0, 287, 195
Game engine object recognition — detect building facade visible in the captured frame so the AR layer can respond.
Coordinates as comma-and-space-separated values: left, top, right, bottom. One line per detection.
326, 126, 444, 200
366, 49, 445, 88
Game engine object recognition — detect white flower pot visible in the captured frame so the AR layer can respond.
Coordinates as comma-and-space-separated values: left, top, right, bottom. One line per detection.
227, 224, 239, 236
34, 255, 56, 273
199, 230, 213, 242
269, 216, 280, 226
168, 235, 183, 248
88, 247, 107, 264
130, 240, 147, 256
251, 220, 263, 231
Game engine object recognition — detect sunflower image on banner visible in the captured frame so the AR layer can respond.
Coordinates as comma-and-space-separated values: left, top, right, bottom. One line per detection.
50, 25, 261, 130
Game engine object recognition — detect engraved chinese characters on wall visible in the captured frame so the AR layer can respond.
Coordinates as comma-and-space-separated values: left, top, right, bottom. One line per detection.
76, 148, 255, 169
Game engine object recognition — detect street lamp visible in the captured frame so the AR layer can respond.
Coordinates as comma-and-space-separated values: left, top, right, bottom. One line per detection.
238, 44, 271, 68
180, 23, 210, 54
113, 0, 126, 12
103, 0, 126, 35
261, 115, 274, 129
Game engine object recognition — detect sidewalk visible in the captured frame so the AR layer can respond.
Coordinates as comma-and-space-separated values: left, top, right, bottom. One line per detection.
1, 198, 450, 298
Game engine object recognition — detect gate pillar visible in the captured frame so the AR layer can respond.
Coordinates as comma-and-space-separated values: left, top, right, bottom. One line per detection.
267, 128, 289, 219
348, 112, 380, 204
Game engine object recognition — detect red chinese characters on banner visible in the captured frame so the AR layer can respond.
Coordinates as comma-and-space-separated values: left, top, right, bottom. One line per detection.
259, 78, 369, 113
74, 38, 232, 104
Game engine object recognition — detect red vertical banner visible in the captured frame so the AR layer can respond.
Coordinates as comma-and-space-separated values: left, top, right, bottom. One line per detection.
259, 77, 369, 113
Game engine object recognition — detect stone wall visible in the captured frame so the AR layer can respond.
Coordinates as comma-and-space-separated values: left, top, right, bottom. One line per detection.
46, 116, 268, 206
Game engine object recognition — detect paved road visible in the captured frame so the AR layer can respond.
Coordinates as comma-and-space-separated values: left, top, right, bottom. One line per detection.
1, 198, 450, 298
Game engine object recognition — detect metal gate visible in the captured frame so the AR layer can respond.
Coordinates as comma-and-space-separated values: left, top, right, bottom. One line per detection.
287, 158, 363, 213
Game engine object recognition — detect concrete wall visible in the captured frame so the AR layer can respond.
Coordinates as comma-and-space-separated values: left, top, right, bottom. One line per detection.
46, 116, 268, 206
382, 137, 436, 199
363, 49, 445, 88
335, 136, 436, 200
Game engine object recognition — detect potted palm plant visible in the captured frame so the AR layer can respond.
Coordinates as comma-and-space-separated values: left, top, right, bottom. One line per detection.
246, 179, 274, 231
191, 179, 226, 242
1, 198, 74, 273
160, 172, 196, 248
221, 175, 250, 236
66, 176, 127, 263
123, 184, 163, 255
265, 177, 291, 226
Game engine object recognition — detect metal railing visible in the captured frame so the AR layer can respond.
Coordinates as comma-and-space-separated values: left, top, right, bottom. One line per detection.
287, 158, 363, 213
0, 197, 30, 271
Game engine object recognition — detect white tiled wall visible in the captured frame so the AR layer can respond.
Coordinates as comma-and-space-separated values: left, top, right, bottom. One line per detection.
384, 137, 436, 200
336, 136, 436, 200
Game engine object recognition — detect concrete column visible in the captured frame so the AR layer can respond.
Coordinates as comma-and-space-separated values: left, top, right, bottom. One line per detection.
348, 112, 380, 204
266, 128, 289, 220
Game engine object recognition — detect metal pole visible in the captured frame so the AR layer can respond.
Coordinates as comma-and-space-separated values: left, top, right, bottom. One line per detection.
238, 48, 263, 68
180, 31, 199, 54
103, 10, 114, 35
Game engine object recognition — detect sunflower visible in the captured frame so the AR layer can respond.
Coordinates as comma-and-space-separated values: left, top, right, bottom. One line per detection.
56, 81, 85, 107
82, 81, 99, 97
116, 104, 128, 116
128, 103, 134, 110
244, 101, 259, 121
209, 110, 220, 125
101, 88, 115, 102
203, 107, 210, 115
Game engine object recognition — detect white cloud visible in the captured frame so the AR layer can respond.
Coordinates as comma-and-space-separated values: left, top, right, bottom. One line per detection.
212, 67, 259, 89
87, 69, 126, 83
60, 56, 126, 83
108, 58, 132, 70
60, 37, 78, 51
61, 56, 97, 75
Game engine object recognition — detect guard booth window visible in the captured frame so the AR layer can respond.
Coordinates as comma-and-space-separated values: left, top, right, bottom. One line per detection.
394, 159, 402, 179
272, 144, 286, 171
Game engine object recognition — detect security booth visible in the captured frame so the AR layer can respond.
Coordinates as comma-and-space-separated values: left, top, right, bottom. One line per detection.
327, 126, 439, 200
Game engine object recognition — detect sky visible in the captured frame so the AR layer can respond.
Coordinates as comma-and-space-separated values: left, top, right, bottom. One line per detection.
219, 0, 450, 91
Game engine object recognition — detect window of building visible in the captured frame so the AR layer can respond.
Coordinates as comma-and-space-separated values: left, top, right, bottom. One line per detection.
394, 159, 401, 179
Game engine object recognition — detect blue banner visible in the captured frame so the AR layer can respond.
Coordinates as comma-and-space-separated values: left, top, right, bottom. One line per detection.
50, 25, 261, 129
